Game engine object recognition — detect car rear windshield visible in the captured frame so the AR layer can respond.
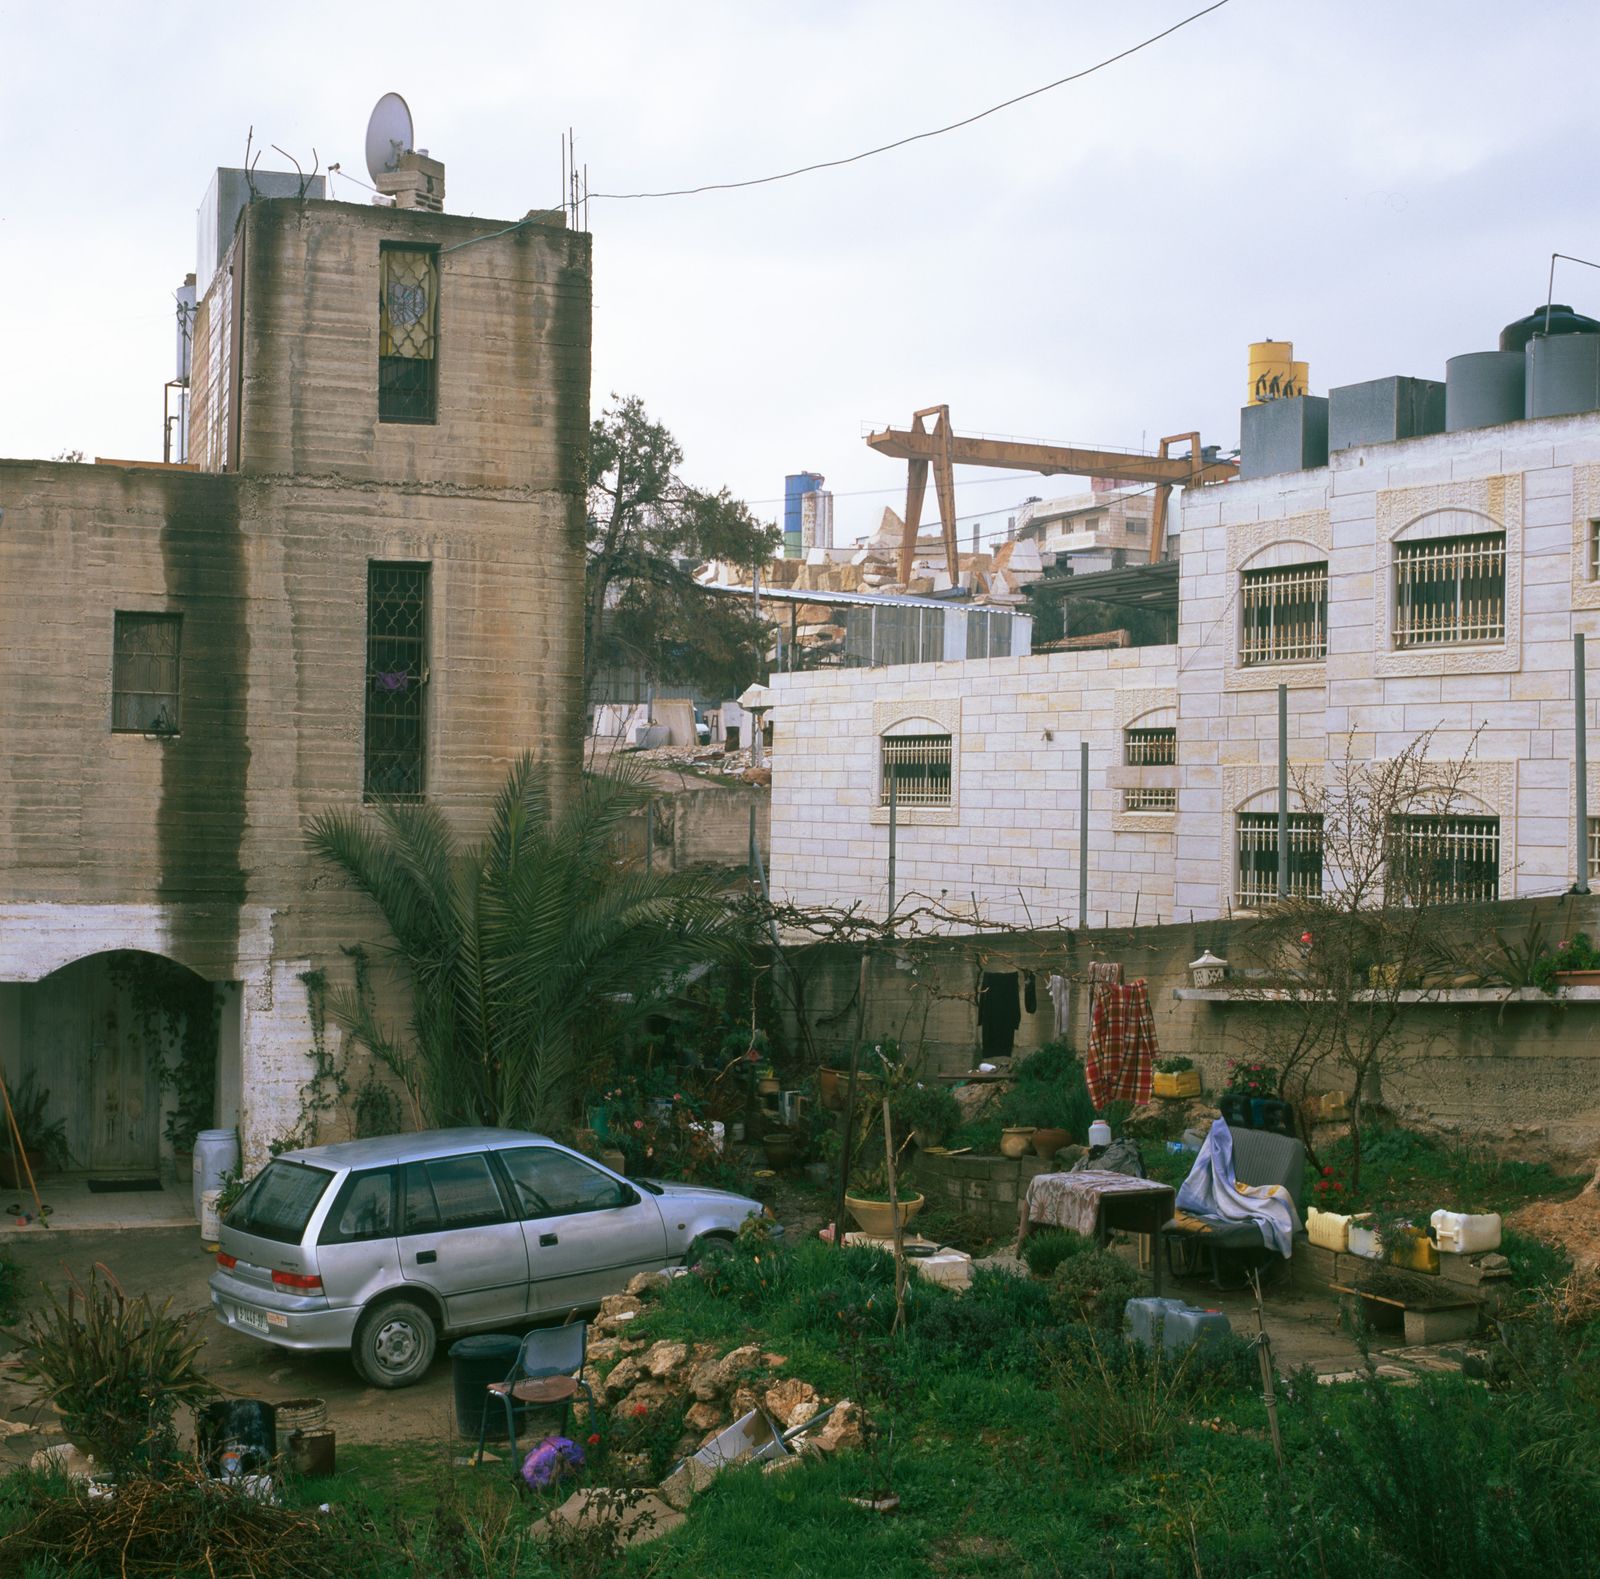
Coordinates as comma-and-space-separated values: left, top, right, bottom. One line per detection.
228, 1160, 335, 1245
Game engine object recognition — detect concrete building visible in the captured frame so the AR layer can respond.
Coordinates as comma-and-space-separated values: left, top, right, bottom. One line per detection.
1014, 482, 1167, 572
0, 173, 591, 1181
768, 340, 1600, 936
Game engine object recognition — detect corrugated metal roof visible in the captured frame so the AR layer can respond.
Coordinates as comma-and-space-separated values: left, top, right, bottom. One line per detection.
697, 583, 1015, 613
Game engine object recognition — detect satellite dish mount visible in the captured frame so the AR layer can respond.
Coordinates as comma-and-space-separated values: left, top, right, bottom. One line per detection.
365, 92, 414, 184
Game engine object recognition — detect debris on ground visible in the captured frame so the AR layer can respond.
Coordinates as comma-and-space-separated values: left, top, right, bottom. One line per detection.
1509, 1165, 1600, 1268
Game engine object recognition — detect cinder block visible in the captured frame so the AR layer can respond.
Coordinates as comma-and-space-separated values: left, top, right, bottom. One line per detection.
1403, 1304, 1480, 1345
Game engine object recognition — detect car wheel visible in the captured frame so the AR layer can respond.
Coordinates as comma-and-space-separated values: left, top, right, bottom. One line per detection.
685, 1232, 736, 1269
352, 1298, 437, 1388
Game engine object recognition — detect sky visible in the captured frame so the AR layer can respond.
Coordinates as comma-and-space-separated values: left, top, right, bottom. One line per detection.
2, 0, 1598, 545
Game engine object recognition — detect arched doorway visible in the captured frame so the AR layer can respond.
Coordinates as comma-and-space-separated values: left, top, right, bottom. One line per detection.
9, 951, 226, 1182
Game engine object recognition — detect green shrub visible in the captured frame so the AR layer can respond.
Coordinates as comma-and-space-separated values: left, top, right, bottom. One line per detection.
999, 1040, 1095, 1137
1020, 1228, 1092, 1279
891, 1081, 962, 1146
1502, 1227, 1573, 1299
0, 1248, 22, 1324
1049, 1248, 1144, 1330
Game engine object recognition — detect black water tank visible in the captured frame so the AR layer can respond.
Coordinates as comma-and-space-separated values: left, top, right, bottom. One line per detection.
1499, 304, 1600, 352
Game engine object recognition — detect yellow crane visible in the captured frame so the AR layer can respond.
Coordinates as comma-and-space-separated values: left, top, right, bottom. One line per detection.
865, 405, 1238, 583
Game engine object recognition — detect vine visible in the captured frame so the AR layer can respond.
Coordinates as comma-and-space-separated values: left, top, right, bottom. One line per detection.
104, 952, 220, 1154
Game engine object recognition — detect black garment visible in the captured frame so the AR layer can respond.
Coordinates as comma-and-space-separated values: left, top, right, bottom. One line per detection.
978, 972, 1022, 1060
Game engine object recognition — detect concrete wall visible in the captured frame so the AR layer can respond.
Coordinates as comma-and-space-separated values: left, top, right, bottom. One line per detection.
0, 196, 591, 1169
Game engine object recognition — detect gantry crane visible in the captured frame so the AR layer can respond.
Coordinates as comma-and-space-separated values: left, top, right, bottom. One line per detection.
864, 405, 1238, 584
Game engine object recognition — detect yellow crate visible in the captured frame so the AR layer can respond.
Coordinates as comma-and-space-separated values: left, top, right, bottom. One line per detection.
1153, 1070, 1201, 1100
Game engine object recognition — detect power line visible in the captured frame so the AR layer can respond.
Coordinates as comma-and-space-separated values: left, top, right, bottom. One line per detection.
589, 1, 1231, 201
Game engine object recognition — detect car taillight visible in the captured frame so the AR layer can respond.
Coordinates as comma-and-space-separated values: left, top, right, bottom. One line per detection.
271, 1270, 324, 1293
216, 1251, 237, 1270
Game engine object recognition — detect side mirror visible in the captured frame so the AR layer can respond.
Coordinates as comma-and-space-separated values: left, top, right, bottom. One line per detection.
618, 1185, 640, 1208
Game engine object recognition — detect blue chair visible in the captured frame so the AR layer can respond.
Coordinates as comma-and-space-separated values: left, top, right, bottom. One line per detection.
473, 1321, 597, 1468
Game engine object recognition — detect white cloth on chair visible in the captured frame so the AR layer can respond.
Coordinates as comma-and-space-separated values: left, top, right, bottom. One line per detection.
1176, 1119, 1300, 1259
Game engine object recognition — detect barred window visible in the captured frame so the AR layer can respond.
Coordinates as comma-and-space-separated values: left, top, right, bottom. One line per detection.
1589, 518, 1600, 581
881, 734, 952, 808
365, 564, 429, 800
1123, 726, 1176, 811
1388, 814, 1499, 904
1393, 533, 1505, 647
1589, 816, 1600, 881
1241, 562, 1327, 665
1235, 812, 1323, 909
112, 613, 181, 734
379, 246, 438, 423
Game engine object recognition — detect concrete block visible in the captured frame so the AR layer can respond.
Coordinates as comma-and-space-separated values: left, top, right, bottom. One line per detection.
1402, 1304, 1480, 1345
1239, 397, 1330, 481
1329, 376, 1445, 452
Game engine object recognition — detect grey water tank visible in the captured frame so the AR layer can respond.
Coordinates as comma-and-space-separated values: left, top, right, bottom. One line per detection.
1500, 303, 1600, 353
1328, 376, 1445, 450
1239, 395, 1329, 480
1445, 352, 1525, 432
1526, 333, 1600, 419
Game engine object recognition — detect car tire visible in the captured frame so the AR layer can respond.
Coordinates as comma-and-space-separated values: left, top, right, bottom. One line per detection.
684, 1232, 736, 1269
352, 1297, 437, 1388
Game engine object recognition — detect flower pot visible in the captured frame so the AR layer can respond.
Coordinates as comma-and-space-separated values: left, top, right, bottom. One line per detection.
1553, 969, 1600, 988
1031, 1127, 1072, 1158
0, 1150, 43, 1190
1367, 963, 1400, 989
763, 1132, 798, 1170
844, 1192, 924, 1238
819, 1069, 844, 1111
600, 1148, 627, 1175
999, 1126, 1036, 1159
758, 1076, 781, 1097
1153, 1070, 1201, 1100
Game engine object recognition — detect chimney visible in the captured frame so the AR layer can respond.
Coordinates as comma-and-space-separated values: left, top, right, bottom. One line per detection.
375, 150, 445, 212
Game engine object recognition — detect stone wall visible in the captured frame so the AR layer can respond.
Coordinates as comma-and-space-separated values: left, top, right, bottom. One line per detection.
910, 1149, 1053, 1237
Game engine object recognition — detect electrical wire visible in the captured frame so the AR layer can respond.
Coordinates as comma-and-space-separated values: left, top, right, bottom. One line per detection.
588, 0, 1232, 201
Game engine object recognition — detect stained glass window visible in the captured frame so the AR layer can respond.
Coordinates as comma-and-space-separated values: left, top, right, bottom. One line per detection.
378, 247, 437, 423
112, 612, 181, 733
364, 563, 428, 800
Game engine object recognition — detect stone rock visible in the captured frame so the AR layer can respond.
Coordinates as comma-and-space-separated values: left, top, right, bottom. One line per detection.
0, 1417, 33, 1441
29, 1442, 94, 1479
685, 1400, 724, 1433
729, 1382, 762, 1420
761, 1352, 788, 1368
763, 1453, 802, 1475
626, 1271, 669, 1298
801, 1399, 865, 1456
953, 1081, 1003, 1123
763, 1377, 819, 1429
540, 1488, 683, 1547
690, 1342, 762, 1401
644, 1340, 689, 1380
599, 1292, 642, 1320
614, 1381, 673, 1421
602, 1355, 647, 1401
585, 1337, 622, 1368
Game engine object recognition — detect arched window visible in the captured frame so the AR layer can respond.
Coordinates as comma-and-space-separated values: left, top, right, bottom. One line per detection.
1239, 542, 1327, 666
880, 717, 952, 808
1392, 511, 1505, 648
1123, 707, 1176, 812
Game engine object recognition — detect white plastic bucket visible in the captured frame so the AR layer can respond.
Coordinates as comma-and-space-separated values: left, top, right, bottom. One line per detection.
193, 1128, 239, 1221
1430, 1209, 1502, 1254
200, 1188, 222, 1248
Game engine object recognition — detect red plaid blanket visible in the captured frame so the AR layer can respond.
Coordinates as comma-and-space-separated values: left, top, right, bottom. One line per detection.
1084, 979, 1157, 1109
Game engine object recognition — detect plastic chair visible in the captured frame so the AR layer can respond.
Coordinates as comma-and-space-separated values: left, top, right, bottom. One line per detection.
473, 1321, 597, 1468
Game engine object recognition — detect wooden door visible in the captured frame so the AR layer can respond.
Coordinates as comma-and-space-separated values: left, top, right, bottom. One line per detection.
87, 965, 161, 1178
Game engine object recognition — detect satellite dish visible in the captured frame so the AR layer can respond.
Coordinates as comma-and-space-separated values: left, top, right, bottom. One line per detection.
365, 92, 414, 183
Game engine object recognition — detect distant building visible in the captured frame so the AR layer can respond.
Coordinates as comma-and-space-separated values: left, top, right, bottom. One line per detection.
783, 472, 826, 557
1013, 482, 1165, 572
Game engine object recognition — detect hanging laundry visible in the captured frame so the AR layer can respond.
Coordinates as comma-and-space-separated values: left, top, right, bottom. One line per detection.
977, 972, 1021, 1060
1084, 978, 1158, 1109
1046, 974, 1071, 1038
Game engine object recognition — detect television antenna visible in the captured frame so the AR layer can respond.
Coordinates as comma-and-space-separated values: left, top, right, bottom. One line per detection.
365, 92, 414, 184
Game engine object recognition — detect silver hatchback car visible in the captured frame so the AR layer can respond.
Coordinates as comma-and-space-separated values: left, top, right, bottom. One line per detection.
209, 1127, 775, 1387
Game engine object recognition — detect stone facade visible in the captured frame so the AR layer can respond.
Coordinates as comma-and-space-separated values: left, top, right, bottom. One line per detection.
0, 195, 590, 1176
770, 409, 1600, 929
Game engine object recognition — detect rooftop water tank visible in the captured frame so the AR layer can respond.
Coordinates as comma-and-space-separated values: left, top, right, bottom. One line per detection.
1499, 303, 1600, 353
1445, 351, 1525, 432
1526, 332, 1600, 418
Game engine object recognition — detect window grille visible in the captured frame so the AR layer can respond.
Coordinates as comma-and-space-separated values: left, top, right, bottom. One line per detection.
1590, 518, 1600, 582
365, 563, 429, 800
1393, 533, 1505, 647
1388, 814, 1499, 904
881, 734, 952, 807
1126, 517, 1148, 535
112, 612, 181, 733
1589, 816, 1600, 881
378, 247, 438, 423
1235, 812, 1323, 909
1125, 727, 1175, 766
1241, 562, 1327, 665
1124, 788, 1177, 812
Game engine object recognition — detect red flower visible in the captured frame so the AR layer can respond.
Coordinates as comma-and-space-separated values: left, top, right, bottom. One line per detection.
587, 1433, 601, 1446
1321, 1166, 1334, 1177
633, 1404, 648, 1417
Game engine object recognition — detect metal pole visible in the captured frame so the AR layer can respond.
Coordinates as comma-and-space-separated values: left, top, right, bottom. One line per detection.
1277, 684, 1289, 902
1577, 633, 1591, 895
830, 952, 869, 1251
748, 801, 757, 887
1079, 740, 1089, 928
645, 797, 654, 871
887, 768, 898, 921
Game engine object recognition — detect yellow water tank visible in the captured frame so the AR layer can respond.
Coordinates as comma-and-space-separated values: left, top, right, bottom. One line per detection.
1247, 340, 1308, 405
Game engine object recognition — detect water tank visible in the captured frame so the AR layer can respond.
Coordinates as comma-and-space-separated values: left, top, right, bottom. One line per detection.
1526, 332, 1600, 418
1499, 303, 1600, 353
1247, 340, 1305, 406
193, 1126, 240, 1220
1445, 351, 1525, 432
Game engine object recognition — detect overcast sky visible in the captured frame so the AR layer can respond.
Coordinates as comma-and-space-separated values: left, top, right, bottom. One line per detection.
3, 1, 1597, 544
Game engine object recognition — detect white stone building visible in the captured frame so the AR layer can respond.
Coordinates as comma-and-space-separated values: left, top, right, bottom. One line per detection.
769, 398, 1600, 930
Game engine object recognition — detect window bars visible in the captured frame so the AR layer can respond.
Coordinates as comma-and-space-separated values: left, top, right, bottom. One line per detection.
112, 612, 182, 733
365, 563, 429, 800
1241, 562, 1328, 666
1124, 788, 1177, 812
1235, 812, 1323, 908
1393, 533, 1505, 647
1589, 816, 1600, 881
1123, 727, 1176, 812
1389, 814, 1500, 904
881, 734, 953, 807
378, 247, 438, 423
1590, 518, 1600, 582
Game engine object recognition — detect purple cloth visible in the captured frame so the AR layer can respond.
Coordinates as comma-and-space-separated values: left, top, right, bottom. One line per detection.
522, 1434, 586, 1489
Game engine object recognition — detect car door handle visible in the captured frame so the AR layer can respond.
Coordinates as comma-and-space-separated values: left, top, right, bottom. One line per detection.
539, 1233, 558, 1247
416, 1250, 437, 1264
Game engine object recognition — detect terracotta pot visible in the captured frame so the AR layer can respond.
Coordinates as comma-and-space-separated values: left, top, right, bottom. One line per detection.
1031, 1127, 1071, 1158
758, 1076, 781, 1097
844, 1192, 924, 1238
1553, 969, 1600, 987
763, 1132, 798, 1170
1000, 1126, 1036, 1159
819, 1068, 843, 1111
0, 1150, 43, 1190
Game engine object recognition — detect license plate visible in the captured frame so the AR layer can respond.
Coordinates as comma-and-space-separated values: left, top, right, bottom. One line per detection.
233, 1305, 268, 1334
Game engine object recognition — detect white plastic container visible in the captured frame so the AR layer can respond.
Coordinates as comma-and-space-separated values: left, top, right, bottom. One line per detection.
1307, 1207, 1369, 1252
1088, 1120, 1113, 1148
1430, 1209, 1502, 1254
200, 1188, 222, 1249
193, 1127, 240, 1221
1347, 1223, 1383, 1260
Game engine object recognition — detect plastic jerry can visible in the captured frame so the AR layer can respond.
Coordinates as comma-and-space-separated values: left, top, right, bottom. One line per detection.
1430, 1210, 1502, 1254
1347, 1223, 1383, 1260
1307, 1208, 1370, 1252
1123, 1296, 1233, 1357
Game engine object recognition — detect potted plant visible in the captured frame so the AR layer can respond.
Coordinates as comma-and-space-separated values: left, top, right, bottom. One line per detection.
844, 1162, 924, 1238
1153, 1055, 1200, 1100
891, 1082, 961, 1150
1533, 933, 1600, 991
0, 1071, 69, 1188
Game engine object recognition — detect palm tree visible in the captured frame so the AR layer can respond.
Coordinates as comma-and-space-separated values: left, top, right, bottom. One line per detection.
306, 753, 753, 1133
